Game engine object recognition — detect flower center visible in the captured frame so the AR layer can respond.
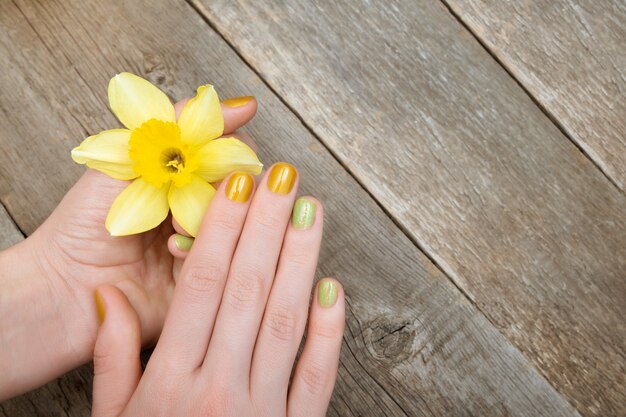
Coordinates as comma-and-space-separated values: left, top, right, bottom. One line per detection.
163, 148, 186, 173
128, 119, 199, 188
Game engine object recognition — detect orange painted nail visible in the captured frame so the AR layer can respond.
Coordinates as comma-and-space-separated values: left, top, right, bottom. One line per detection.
222, 96, 254, 108
94, 289, 106, 324
226, 172, 254, 203
267, 162, 297, 194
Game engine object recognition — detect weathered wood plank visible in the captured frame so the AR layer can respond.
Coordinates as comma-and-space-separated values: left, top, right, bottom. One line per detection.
190, 0, 626, 415
0, 204, 22, 250
0, 366, 93, 417
443, 0, 626, 191
0, 0, 581, 415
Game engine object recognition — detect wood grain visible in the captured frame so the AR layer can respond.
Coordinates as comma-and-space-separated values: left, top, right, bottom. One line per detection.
0, 0, 581, 415
190, 0, 626, 415
443, 0, 626, 191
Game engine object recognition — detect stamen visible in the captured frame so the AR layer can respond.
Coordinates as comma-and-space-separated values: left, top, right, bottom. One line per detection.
162, 148, 186, 174
166, 159, 184, 173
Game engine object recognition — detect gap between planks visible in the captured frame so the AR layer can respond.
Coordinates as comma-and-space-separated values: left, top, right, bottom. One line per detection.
0, 199, 27, 239
438, 0, 623, 195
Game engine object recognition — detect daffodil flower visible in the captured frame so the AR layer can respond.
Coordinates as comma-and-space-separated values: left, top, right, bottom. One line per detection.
71, 72, 262, 237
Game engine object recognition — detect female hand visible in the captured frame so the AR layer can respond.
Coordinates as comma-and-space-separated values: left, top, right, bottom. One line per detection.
0, 97, 257, 399
91, 163, 344, 416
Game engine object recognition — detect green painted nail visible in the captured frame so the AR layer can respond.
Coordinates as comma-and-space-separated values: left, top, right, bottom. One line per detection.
317, 279, 338, 308
292, 198, 317, 230
174, 234, 194, 251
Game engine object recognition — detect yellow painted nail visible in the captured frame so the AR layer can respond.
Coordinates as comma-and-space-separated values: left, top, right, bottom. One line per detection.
267, 162, 297, 194
226, 172, 254, 203
94, 289, 106, 324
222, 96, 254, 108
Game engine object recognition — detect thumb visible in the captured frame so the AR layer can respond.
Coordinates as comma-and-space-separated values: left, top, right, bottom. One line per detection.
92, 285, 142, 417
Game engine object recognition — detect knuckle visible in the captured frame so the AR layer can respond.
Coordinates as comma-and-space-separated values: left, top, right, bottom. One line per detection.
210, 210, 242, 232
311, 320, 345, 340
300, 363, 329, 396
252, 211, 284, 235
143, 373, 181, 406
181, 263, 225, 296
93, 349, 115, 377
225, 267, 266, 311
264, 305, 302, 342
281, 245, 312, 267
205, 384, 237, 416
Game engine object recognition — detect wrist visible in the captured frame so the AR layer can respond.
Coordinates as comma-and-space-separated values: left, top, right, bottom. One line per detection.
0, 235, 95, 399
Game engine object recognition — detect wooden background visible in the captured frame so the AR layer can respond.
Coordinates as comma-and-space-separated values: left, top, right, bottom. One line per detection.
0, 0, 624, 416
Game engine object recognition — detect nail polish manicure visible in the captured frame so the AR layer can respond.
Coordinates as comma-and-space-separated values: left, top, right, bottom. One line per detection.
226, 172, 254, 203
174, 233, 194, 251
317, 279, 338, 308
292, 197, 316, 229
94, 290, 106, 323
222, 96, 254, 108
267, 162, 297, 194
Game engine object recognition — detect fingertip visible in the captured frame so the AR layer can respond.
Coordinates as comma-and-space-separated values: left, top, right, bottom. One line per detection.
174, 99, 190, 120
168, 233, 193, 259
94, 285, 141, 335
175, 95, 257, 134
315, 278, 344, 311
222, 96, 257, 134
292, 196, 324, 231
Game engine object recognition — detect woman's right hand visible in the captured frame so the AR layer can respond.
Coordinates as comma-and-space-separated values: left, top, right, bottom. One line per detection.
91, 163, 345, 417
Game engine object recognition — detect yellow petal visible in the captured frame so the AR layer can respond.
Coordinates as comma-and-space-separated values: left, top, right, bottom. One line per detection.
108, 72, 175, 130
168, 175, 216, 237
106, 178, 170, 236
71, 129, 137, 180
177, 85, 224, 145
196, 138, 263, 182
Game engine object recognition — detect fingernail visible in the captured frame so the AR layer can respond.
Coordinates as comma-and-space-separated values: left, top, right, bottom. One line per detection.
226, 172, 254, 203
94, 289, 106, 323
292, 197, 316, 230
222, 96, 254, 108
267, 162, 297, 194
174, 233, 194, 251
317, 279, 338, 308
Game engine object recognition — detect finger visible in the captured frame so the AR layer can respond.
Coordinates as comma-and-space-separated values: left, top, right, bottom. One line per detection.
287, 279, 344, 417
222, 96, 257, 134
251, 198, 324, 411
172, 257, 183, 282
174, 96, 257, 135
172, 216, 193, 237
204, 162, 298, 382
92, 286, 142, 417
151, 172, 256, 371
168, 233, 194, 260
